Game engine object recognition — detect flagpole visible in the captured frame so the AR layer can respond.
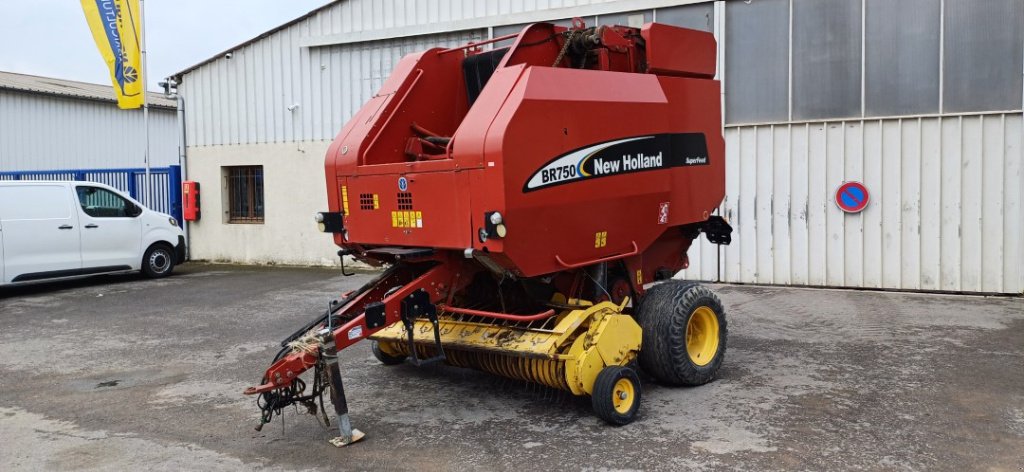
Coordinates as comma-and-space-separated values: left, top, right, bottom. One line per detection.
140, 0, 151, 206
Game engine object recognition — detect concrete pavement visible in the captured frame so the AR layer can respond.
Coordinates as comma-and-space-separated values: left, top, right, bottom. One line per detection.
1, 264, 1021, 471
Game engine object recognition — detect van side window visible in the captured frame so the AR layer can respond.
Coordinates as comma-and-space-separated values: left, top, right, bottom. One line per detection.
0, 186, 71, 220
75, 186, 134, 218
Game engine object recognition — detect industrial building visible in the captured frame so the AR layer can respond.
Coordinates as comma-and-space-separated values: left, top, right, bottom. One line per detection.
0, 70, 183, 220
171, 0, 1023, 294
0, 71, 178, 170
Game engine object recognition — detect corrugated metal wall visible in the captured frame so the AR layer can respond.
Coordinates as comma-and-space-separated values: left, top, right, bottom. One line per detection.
177, 0, 1023, 293
0, 90, 178, 170
181, 29, 484, 146
178, 0, 653, 147
678, 113, 1023, 294
307, 0, 624, 33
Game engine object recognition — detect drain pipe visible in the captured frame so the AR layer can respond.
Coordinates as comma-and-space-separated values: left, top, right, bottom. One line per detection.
164, 77, 190, 260
177, 89, 190, 259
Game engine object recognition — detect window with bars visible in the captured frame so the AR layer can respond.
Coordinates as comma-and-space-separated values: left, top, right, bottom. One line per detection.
225, 166, 264, 223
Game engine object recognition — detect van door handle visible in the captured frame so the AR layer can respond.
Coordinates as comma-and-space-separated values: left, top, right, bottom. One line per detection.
85, 224, 99, 229
58, 225, 73, 230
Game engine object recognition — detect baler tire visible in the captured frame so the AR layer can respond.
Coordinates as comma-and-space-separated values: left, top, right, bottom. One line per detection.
371, 341, 407, 366
591, 365, 642, 426
637, 281, 727, 387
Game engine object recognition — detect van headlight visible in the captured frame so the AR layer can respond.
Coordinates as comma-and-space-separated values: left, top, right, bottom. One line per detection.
169, 217, 179, 227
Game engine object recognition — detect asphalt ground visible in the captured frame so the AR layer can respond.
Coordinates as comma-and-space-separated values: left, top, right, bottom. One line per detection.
1, 263, 1022, 471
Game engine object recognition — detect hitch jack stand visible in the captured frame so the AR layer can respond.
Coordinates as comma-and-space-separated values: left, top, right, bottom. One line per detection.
324, 335, 365, 447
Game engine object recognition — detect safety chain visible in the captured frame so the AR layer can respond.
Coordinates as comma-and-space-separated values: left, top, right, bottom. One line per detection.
552, 30, 580, 68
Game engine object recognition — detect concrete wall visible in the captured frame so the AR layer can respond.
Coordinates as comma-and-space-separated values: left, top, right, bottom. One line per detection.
185, 142, 340, 266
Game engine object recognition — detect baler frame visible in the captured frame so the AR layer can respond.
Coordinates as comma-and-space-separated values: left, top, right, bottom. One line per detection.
246, 18, 733, 446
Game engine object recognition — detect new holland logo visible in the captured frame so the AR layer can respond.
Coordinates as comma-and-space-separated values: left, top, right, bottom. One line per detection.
523, 133, 711, 192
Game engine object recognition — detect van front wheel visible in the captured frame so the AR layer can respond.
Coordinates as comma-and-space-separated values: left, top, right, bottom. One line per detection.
142, 244, 175, 278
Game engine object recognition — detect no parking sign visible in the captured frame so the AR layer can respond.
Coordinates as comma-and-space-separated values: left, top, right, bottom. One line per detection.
835, 181, 870, 213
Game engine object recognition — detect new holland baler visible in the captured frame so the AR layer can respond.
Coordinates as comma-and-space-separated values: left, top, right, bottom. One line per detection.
246, 19, 732, 446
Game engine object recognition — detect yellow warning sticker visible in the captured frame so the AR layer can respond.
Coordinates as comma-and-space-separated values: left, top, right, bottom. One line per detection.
373, 194, 379, 209
391, 210, 425, 228
341, 186, 350, 215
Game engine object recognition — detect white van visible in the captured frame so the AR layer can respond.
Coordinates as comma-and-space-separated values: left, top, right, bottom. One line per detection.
0, 181, 185, 286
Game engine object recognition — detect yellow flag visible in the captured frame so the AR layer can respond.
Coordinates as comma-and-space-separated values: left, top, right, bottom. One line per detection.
81, 0, 144, 109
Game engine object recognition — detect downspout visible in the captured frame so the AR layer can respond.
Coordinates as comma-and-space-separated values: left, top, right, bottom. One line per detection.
174, 81, 190, 260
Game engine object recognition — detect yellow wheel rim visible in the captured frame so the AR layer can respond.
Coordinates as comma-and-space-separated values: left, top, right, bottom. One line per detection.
612, 378, 636, 414
686, 306, 720, 366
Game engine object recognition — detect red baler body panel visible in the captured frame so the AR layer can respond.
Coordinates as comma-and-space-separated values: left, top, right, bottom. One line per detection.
324, 22, 725, 278
248, 22, 732, 430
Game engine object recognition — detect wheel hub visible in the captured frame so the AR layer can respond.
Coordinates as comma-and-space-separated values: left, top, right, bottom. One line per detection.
612, 378, 635, 414
685, 306, 720, 366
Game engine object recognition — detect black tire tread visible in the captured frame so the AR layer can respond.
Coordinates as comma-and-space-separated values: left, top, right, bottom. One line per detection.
141, 243, 175, 279
637, 281, 727, 386
591, 365, 641, 426
371, 341, 407, 366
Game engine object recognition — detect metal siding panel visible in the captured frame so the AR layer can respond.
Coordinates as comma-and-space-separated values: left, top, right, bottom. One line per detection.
919, 118, 942, 290
248, 44, 261, 144
959, 116, 983, 291
844, 122, 864, 287
228, 50, 240, 145
679, 236, 705, 281
981, 115, 1005, 292
0, 92, 7, 162
284, 28, 298, 143
342, 0, 354, 33
679, 237, 701, 280
0, 91, 177, 170
723, 128, 741, 282
362, 0, 374, 30
700, 233, 718, 281
427, 0, 439, 24
401, 0, 415, 25
265, 38, 278, 143
344, 45, 357, 136
772, 124, 791, 284
254, 40, 268, 143
384, 0, 395, 28
236, 46, 248, 144
939, 117, 962, 291
861, 120, 883, 288
218, 58, 230, 146
346, 46, 359, 134
825, 123, 845, 286
738, 127, 757, 283
1004, 114, 1023, 293
190, 69, 202, 146
880, 120, 902, 288
756, 126, 773, 283
300, 28, 312, 143
807, 123, 828, 286
789, 123, 810, 285
271, 34, 285, 143
900, 119, 922, 290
